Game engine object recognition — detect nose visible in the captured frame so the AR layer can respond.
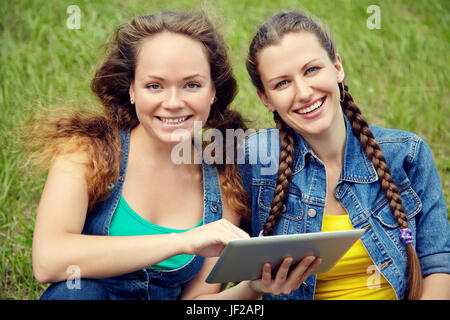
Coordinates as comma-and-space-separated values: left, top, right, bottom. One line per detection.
162, 87, 184, 109
293, 76, 313, 102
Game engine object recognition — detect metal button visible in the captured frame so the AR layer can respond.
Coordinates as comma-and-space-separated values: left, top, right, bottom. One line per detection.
137, 272, 147, 282
307, 208, 317, 218
211, 203, 218, 212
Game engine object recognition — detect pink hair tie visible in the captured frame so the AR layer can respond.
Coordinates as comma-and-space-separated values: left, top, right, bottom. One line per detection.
399, 228, 413, 245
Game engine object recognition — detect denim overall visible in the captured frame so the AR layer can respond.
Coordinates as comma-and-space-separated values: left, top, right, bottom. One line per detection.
41, 130, 224, 300
239, 114, 449, 300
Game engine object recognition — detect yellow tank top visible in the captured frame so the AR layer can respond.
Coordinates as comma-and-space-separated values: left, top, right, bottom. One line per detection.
314, 214, 397, 300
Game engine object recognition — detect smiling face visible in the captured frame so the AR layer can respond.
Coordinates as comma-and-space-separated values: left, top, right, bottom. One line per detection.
256, 32, 345, 140
129, 31, 216, 144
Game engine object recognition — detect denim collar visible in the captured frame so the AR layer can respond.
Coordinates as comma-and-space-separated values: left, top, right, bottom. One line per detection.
292, 113, 378, 184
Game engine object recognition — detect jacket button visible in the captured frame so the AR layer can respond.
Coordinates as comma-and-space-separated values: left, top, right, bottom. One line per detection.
137, 272, 147, 282
211, 203, 218, 212
307, 208, 317, 218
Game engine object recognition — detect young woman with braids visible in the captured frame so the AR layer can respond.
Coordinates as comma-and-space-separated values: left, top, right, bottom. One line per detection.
241, 11, 450, 300
30, 11, 315, 300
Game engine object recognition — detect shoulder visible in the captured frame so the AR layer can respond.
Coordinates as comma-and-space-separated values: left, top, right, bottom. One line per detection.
245, 128, 279, 147
369, 125, 427, 169
370, 125, 420, 144
51, 129, 123, 211
243, 128, 280, 164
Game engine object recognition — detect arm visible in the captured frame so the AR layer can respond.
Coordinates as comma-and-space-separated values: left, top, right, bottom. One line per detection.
179, 194, 243, 299
180, 180, 321, 300
181, 255, 320, 300
405, 139, 450, 281
32, 153, 248, 283
420, 273, 450, 300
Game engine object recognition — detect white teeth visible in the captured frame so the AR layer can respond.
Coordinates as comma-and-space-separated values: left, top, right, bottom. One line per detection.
160, 116, 188, 124
297, 98, 324, 114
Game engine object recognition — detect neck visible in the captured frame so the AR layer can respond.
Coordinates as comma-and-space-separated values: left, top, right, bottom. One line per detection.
131, 124, 200, 170
304, 111, 347, 167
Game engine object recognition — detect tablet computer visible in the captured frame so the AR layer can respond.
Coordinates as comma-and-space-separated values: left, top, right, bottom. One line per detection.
206, 229, 365, 284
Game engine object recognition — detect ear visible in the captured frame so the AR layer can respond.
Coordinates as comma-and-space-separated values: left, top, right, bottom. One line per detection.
257, 90, 274, 112
334, 54, 345, 83
129, 82, 135, 101
210, 86, 216, 104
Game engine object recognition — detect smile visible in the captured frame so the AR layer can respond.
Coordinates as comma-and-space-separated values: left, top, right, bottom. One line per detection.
157, 116, 191, 124
295, 97, 325, 115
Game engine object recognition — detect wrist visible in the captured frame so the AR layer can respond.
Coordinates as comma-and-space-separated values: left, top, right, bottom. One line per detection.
242, 280, 264, 299
167, 232, 189, 255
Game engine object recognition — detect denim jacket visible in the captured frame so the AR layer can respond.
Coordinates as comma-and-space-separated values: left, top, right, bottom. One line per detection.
80, 130, 224, 299
239, 114, 449, 300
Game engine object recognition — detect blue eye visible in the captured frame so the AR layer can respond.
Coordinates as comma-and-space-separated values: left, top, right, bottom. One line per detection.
275, 80, 288, 89
306, 66, 320, 74
147, 84, 160, 90
186, 82, 201, 89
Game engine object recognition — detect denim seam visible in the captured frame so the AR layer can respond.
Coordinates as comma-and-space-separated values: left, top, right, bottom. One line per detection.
345, 187, 368, 226
253, 180, 304, 198
365, 223, 405, 293
377, 136, 417, 144
407, 137, 420, 170
104, 130, 129, 235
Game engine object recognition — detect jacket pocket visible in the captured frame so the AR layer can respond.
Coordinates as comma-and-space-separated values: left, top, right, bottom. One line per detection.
257, 184, 303, 235
372, 185, 422, 229
370, 184, 422, 258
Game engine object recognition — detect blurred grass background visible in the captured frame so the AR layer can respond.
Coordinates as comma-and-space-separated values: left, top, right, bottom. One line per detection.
0, 0, 448, 299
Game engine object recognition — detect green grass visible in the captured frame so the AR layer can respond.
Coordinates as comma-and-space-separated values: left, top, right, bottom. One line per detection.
1, 0, 448, 299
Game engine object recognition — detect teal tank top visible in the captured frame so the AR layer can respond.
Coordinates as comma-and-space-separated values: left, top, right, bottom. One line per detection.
110, 195, 203, 270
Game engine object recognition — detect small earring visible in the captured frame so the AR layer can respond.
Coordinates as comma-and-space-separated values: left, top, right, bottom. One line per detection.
210, 97, 217, 105
130, 97, 135, 105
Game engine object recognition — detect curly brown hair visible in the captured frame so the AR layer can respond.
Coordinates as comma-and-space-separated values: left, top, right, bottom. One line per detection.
26, 11, 249, 219
246, 11, 421, 299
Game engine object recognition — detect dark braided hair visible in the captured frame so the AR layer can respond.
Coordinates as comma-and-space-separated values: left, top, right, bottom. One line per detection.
262, 112, 295, 235
340, 84, 422, 299
246, 11, 422, 299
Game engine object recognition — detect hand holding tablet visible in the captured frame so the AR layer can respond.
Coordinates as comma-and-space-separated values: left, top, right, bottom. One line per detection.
206, 229, 365, 284
248, 254, 322, 295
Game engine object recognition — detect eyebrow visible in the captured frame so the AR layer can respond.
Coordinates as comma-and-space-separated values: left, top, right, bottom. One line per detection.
141, 73, 205, 82
267, 58, 321, 84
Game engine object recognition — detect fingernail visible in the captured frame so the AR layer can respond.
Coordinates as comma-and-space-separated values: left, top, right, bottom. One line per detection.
306, 256, 315, 263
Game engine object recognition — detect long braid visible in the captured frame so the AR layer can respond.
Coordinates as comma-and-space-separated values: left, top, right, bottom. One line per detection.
341, 83, 422, 300
263, 112, 296, 235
